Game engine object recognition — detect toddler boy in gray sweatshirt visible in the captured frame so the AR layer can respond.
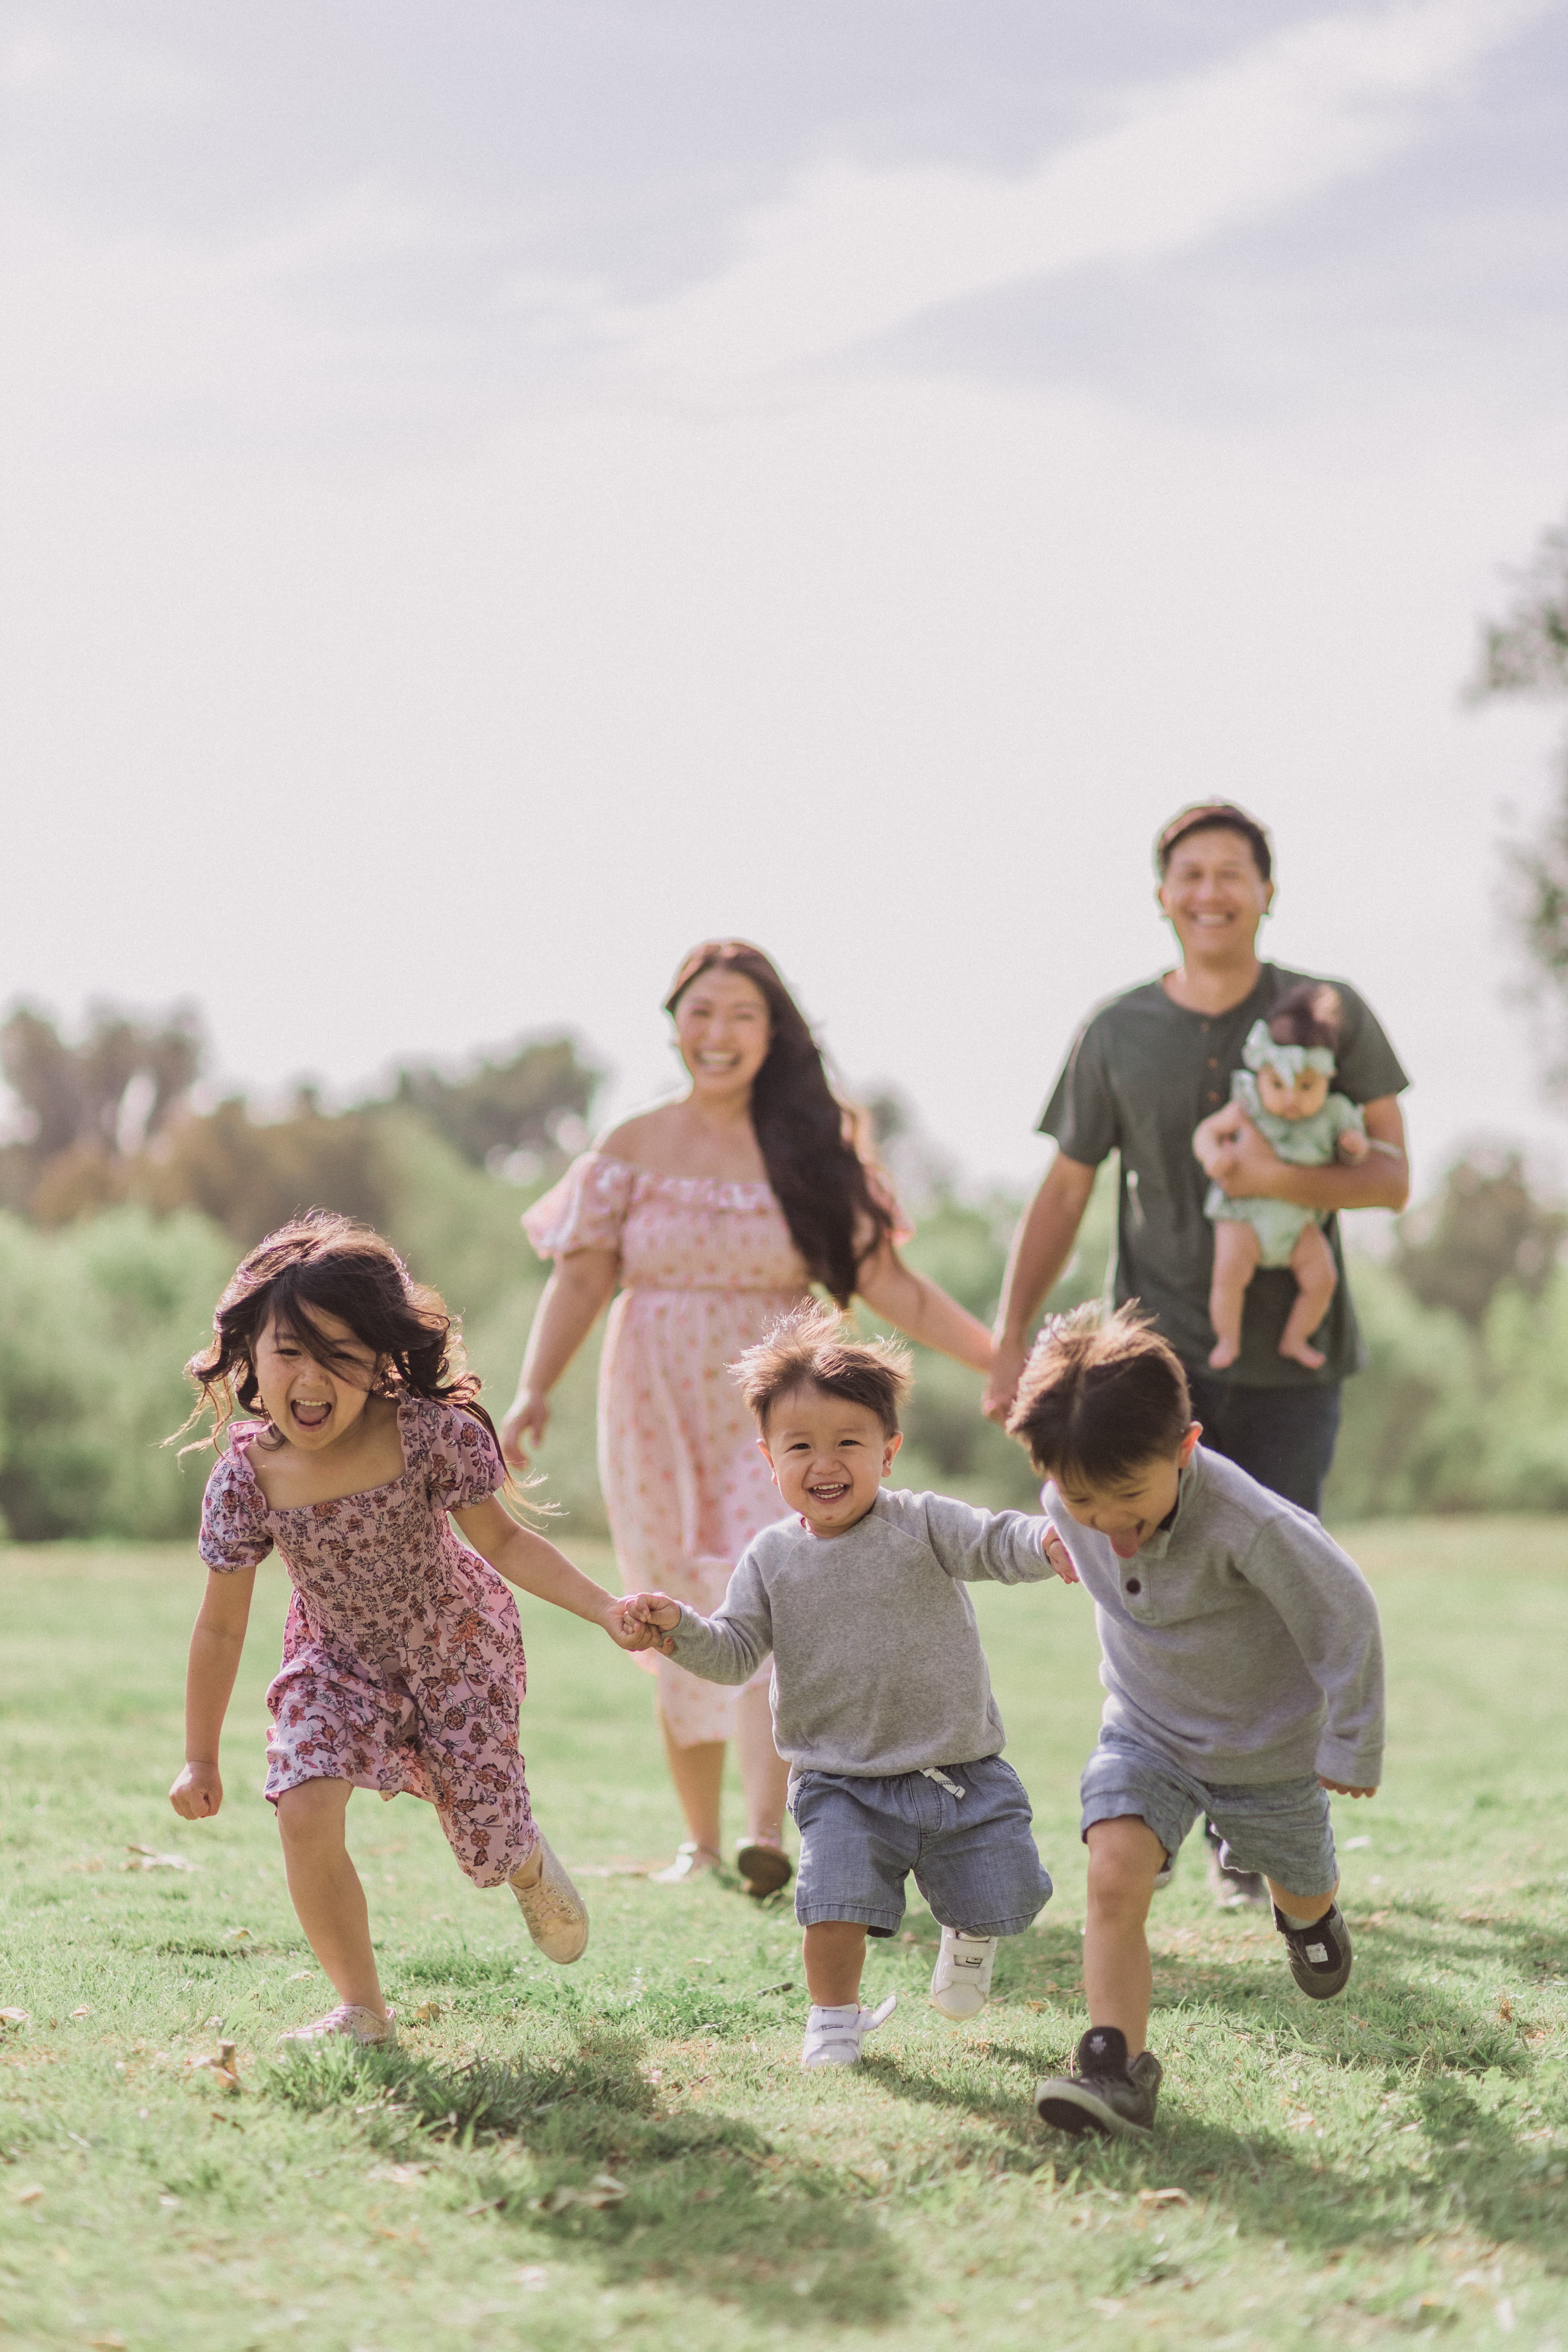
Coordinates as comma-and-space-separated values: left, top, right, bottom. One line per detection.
620, 1303, 1077, 2070
1007, 1302, 1384, 2142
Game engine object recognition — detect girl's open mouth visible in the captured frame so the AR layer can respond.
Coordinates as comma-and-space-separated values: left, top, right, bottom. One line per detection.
807, 1481, 851, 1505
291, 1400, 332, 1430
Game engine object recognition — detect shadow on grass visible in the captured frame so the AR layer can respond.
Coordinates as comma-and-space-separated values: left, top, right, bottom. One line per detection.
867, 1933, 1568, 2269
265, 2019, 907, 2327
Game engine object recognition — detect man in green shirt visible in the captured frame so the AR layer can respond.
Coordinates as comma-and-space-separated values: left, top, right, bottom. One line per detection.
986, 804, 1410, 1509
985, 805, 1409, 1905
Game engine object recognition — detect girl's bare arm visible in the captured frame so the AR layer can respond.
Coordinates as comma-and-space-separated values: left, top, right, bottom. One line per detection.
169, 1567, 256, 1819
453, 1499, 640, 1648
855, 1241, 994, 1374
500, 1247, 620, 1464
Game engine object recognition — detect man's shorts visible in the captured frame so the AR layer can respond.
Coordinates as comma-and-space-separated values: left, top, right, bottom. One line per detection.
1080, 1729, 1336, 1897
789, 1756, 1053, 1938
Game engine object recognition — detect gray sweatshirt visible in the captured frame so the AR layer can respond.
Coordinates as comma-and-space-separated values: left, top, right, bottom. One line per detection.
1043, 1446, 1384, 1787
664, 1487, 1053, 1778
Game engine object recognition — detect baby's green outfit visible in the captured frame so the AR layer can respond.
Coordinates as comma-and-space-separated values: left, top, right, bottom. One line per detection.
1205, 1022, 1365, 1267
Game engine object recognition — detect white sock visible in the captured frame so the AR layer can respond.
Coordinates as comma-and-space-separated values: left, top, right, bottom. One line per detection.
1278, 1904, 1331, 1930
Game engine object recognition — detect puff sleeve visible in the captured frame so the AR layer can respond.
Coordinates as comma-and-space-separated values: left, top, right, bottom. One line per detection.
198, 1446, 274, 1572
522, 1152, 635, 1261
416, 1401, 507, 1512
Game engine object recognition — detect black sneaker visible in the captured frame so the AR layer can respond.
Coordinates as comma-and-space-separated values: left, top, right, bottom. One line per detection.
1034, 2027, 1163, 2140
1205, 1819, 1267, 1911
1275, 1901, 1353, 1999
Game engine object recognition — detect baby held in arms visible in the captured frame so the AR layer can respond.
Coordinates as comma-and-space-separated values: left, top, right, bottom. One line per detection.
617, 1304, 1075, 2072
1194, 982, 1370, 1372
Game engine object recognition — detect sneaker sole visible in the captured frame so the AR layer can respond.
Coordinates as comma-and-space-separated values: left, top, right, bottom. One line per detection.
735, 1842, 793, 1899
1034, 2080, 1152, 2140
1290, 1954, 1353, 1999
929, 1987, 987, 2021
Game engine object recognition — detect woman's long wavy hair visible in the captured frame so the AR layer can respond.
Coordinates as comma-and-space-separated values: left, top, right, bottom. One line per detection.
664, 942, 893, 1307
175, 1211, 503, 1459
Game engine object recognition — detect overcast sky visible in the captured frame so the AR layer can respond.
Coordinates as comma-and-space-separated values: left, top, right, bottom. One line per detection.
3, 0, 1567, 1195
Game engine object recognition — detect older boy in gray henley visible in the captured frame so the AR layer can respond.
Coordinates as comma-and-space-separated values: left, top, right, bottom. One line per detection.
1043, 1443, 1383, 1889
663, 1488, 1058, 1940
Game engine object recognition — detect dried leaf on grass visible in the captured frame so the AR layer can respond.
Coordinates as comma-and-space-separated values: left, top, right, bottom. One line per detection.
1137, 2187, 1192, 2207
0, 2008, 29, 2029
529, 2172, 628, 2214
122, 1844, 197, 1873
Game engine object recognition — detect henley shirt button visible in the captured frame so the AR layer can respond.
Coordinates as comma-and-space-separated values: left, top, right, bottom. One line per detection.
1125, 1577, 1142, 1594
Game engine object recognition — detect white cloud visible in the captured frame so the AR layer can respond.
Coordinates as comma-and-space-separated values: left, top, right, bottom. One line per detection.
610, 0, 1550, 389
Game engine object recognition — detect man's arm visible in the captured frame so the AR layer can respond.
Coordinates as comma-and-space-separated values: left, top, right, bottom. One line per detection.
1207, 1095, 1409, 1214
984, 1152, 1098, 1423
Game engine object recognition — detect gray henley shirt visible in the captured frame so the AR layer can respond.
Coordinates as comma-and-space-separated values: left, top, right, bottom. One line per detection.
1043, 1445, 1384, 1787
663, 1487, 1054, 1779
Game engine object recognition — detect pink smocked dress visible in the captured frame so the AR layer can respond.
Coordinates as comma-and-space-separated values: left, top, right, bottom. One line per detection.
198, 1396, 535, 1888
524, 1152, 811, 1746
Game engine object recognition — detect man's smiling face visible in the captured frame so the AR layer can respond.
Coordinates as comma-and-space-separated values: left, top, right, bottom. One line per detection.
1157, 825, 1273, 965
760, 1383, 901, 1537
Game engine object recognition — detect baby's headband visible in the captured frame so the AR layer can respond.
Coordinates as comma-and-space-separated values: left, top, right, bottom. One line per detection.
1243, 1019, 1336, 1081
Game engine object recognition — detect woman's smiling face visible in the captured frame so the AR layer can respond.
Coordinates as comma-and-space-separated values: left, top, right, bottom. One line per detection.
251, 1307, 381, 1453
672, 968, 772, 1101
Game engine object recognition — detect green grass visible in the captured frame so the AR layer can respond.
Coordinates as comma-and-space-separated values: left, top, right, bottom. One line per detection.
2, 1519, 1567, 2351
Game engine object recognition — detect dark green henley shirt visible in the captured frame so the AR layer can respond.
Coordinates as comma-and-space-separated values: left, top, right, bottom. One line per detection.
1038, 962, 1410, 1388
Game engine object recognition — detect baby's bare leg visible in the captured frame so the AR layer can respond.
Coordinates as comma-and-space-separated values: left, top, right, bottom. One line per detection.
1278, 1223, 1338, 1370
1208, 1220, 1260, 1369
276, 1777, 388, 2018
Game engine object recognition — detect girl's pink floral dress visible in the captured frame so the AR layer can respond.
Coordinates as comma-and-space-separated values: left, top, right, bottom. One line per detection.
524, 1152, 812, 1746
198, 1396, 535, 1888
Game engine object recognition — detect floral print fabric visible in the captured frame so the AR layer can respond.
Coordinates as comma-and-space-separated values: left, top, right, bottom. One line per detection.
198, 1397, 535, 1888
524, 1151, 811, 1746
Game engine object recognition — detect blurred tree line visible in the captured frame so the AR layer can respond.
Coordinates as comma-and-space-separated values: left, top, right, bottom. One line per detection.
0, 1004, 1566, 1542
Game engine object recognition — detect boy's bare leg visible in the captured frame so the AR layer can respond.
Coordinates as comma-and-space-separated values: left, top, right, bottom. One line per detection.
1265, 1877, 1337, 1923
1278, 1223, 1337, 1369
1207, 1222, 1259, 1369
734, 1680, 790, 1849
803, 1921, 868, 2007
1082, 1816, 1165, 2054
276, 1778, 387, 2017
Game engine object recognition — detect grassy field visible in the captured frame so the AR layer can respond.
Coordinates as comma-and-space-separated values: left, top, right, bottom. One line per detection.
2, 1519, 1567, 2352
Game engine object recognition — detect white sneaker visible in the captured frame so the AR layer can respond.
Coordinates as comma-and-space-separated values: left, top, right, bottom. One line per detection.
929, 1929, 997, 2021
278, 2003, 396, 2048
509, 1833, 589, 1963
800, 1993, 897, 2069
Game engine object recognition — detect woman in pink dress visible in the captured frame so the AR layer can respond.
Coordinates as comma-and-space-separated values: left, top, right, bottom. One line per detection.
500, 941, 994, 1894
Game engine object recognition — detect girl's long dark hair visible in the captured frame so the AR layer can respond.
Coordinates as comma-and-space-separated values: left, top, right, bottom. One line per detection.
664, 942, 893, 1307
176, 1211, 502, 1458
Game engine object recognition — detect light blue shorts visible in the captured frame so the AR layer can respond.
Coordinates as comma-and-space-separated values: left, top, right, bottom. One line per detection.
1080, 1729, 1336, 1898
789, 1756, 1054, 1938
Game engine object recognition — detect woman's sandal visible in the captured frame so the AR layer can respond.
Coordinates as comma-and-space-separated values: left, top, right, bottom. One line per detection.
651, 1841, 722, 1885
734, 1839, 793, 1899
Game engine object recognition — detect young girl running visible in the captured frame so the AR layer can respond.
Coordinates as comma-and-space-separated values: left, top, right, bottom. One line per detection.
168, 1213, 639, 2047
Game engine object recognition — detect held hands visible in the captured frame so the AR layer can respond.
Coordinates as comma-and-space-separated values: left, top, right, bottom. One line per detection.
1319, 1777, 1376, 1797
1040, 1525, 1080, 1584
499, 1392, 550, 1470
615, 1591, 682, 1655
169, 1760, 223, 1820
597, 1594, 669, 1653
1337, 1129, 1370, 1164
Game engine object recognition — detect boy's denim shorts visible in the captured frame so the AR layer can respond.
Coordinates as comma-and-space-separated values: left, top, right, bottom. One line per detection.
788, 1755, 1053, 1938
1080, 1729, 1336, 1897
